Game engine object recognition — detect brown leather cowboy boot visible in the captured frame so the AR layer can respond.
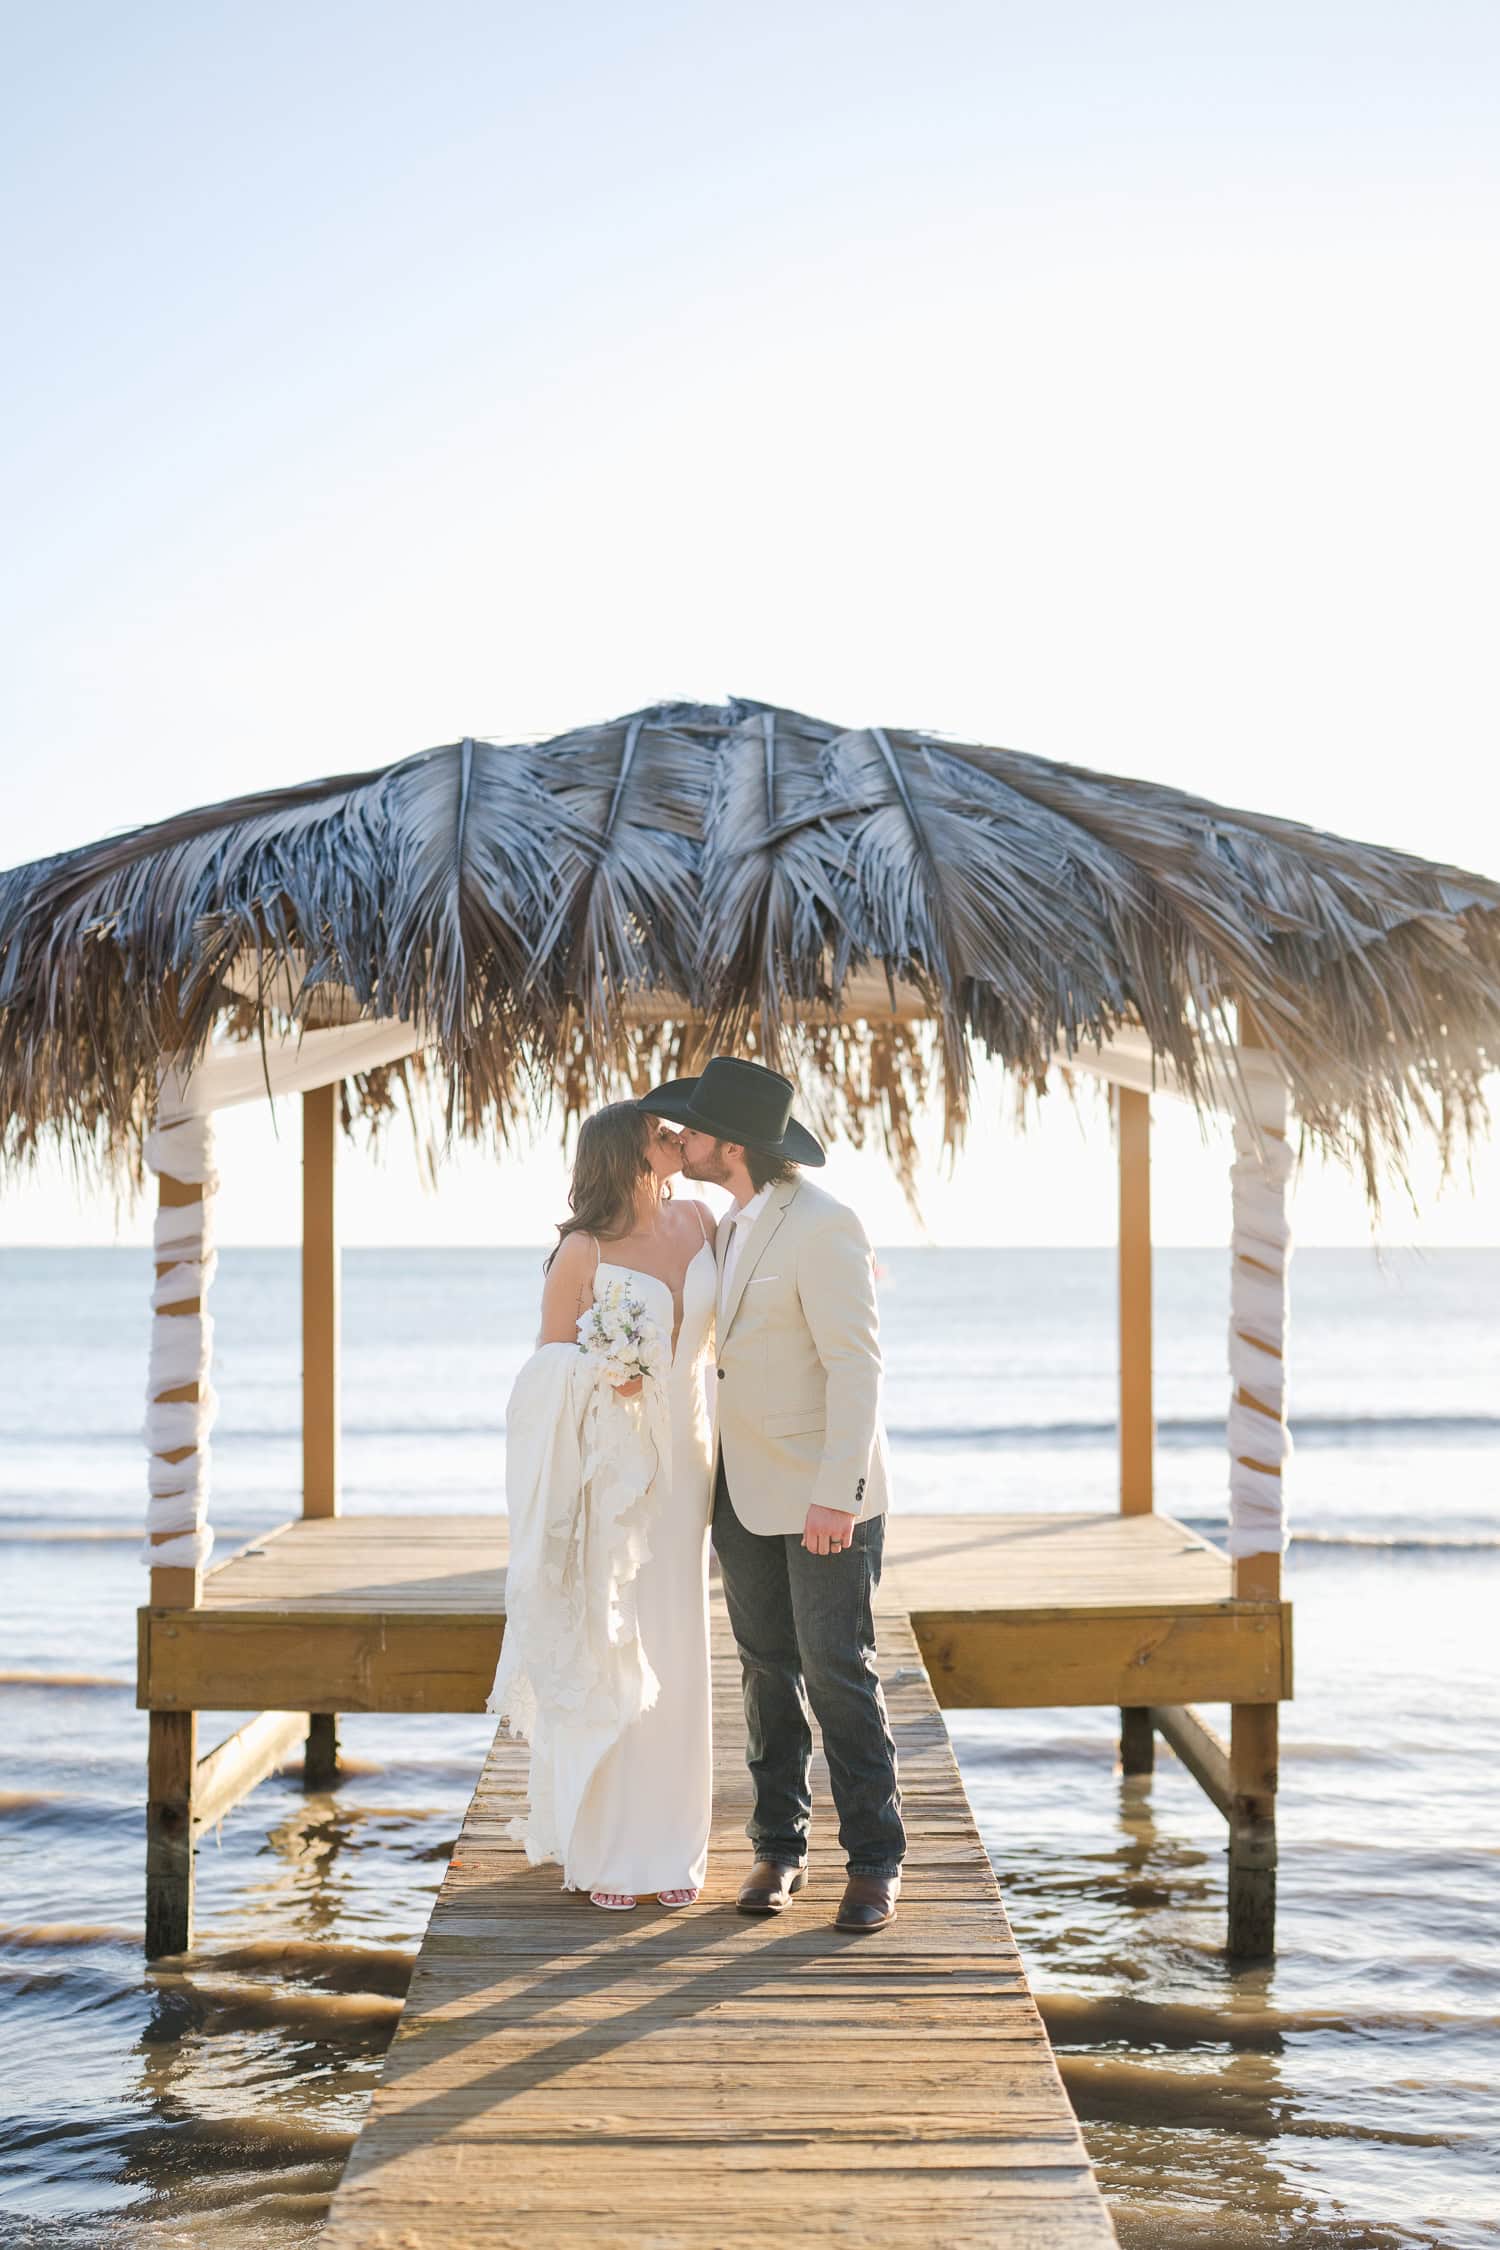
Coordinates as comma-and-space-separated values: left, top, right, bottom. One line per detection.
834, 1872, 900, 1931
736, 1860, 808, 1914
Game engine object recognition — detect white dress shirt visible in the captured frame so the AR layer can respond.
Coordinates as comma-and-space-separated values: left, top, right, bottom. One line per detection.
719, 1182, 773, 1302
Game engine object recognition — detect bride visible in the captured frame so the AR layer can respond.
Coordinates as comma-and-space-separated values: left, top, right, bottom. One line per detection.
487, 1099, 719, 1911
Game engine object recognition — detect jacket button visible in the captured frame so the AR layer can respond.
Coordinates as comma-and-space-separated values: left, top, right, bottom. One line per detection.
716, 1368, 725, 1380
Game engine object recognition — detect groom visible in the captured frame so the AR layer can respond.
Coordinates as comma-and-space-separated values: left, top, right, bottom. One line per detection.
637, 1056, 906, 1932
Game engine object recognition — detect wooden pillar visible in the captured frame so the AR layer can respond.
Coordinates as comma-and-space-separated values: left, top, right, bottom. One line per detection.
1117, 1086, 1154, 1516
305, 1713, 341, 1785
145, 1708, 197, 1959
146, 1167, 207, 1957
1119, 1706, 1155, 1776
1117, 1085, 1155, 1773
302, 1084, 340, 1520
1226, 1004, 1289, 1958
302, 1085, 341, 1785
1228, 1632, 1279, 1959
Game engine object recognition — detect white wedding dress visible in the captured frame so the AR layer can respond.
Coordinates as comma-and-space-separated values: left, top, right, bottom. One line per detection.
503, 1226, 718, 1897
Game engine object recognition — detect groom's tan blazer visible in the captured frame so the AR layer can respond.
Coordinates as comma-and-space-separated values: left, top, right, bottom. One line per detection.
712, 1173, 891, 1536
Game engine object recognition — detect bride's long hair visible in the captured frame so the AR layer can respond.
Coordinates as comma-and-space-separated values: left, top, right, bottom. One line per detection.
543, 1101, 673, 1274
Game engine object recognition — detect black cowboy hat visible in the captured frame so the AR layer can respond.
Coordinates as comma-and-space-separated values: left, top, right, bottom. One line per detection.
636, 1056, 826, 1167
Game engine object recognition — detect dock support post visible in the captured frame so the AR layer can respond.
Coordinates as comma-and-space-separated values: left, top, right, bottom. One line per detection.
146, 1709, 198, 1958
305, 1714, 341, 1785
1116, 1084, 1155, 1773
1228, 1686, 1278, 1958
143, 1134, 218, 1959
1224, 1003, 1290, 1959
1119, 1707, 1154, 1775
302, 1084, 342, 1783
302, 1083, 340, 1522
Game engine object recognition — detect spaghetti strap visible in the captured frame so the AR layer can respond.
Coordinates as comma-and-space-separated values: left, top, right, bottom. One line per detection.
588, 1233, 601, 1272
692, 1202, 709, 1247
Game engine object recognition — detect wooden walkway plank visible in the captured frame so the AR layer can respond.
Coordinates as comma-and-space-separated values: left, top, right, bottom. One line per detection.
197, 1510, 1248, 1613
319, 1598, 1118, 2249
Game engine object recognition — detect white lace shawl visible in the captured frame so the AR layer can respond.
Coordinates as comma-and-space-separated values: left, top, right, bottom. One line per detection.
484, 1341, 670, 1869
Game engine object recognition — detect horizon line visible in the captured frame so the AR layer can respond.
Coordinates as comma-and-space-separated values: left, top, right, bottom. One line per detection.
5, 1238, 1488, 1255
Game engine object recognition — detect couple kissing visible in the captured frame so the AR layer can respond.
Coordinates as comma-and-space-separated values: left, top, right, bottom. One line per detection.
487, 1054, 905, 1932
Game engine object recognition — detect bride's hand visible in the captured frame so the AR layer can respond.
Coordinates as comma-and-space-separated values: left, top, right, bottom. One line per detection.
612, 1376, 643, 1399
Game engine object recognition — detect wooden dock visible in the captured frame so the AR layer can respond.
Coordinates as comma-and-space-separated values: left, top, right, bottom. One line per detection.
138, 1506, 1290, 1967
319, 1584, 1119, 2248
139, 1508, 1290, 1716
135, 1495, 1292, 2234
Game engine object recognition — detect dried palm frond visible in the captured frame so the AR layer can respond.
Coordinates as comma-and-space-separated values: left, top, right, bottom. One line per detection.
696, 701, 849, 1061
3, 696, 1499, 1215
530, 706, 711, 1070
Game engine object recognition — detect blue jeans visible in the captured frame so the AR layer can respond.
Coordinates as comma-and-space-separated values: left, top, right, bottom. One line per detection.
711, 1458, 906, 1879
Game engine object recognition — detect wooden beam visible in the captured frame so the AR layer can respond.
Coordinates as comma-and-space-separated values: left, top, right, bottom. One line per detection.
140, 1608, 507, 1714
1117, 1084, 1153, 1515
909, 1605, 1287, 1710
138, 1597, 1291, 1718
302, 1084, 340, 1520
193, 1709, 307, 1833
1150, 1702, 1232, 1815
141, 1603, 1294, 1724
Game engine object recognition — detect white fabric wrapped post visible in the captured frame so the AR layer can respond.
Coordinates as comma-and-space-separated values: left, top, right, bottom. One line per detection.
142, 1112, 221, 1572
1226, 1064, 1293, 1558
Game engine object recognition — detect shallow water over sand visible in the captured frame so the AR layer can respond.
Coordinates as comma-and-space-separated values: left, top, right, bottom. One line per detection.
2, 1247, 1497, 2246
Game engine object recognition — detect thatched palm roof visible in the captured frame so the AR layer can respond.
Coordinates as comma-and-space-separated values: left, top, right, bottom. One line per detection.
3, 695, 1499, 1209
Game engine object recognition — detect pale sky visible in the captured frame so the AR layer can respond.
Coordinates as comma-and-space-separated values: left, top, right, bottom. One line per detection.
3, 1, 1498, 1248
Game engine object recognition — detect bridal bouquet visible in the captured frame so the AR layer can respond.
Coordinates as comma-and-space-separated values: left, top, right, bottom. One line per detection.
576, 1277, 669, 1390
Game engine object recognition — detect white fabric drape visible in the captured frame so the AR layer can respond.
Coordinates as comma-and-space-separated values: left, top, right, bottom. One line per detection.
1227, 1071, 1293, 1558
161, 1016, 421, 1115
142, 1110, 220, 1570
486, 1343, 670, 1869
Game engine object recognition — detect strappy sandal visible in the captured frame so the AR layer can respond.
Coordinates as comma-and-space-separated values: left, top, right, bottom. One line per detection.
589, 1890, 637, 1910
656, 1886, 700, 1907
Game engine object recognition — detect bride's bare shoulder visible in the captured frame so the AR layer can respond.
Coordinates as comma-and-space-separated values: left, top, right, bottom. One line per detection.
536, 1228, 596, 1345
542, 1230, 596, 1297
549, 1228, 596, 1270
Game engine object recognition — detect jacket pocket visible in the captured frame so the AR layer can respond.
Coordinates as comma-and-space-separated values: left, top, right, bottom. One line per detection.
764, 1406, 827, 1439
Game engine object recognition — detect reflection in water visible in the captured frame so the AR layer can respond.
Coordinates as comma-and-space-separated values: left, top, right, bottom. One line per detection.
975, 1723, 1498, 2250
117, 1775, 428, 2243
1057, 1771, 1309, 2241
32, 1745, 464, 2247
254, 1787, 360, 1938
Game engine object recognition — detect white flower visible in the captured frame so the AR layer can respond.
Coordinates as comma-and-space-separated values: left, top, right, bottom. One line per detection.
576, 1278, 668, 1388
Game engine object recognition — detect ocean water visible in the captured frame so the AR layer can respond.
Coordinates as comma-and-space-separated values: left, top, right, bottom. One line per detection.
1, 1244, 1497, 2248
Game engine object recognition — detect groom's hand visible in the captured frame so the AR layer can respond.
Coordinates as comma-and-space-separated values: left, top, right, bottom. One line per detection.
802, 1504, 857, 1557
